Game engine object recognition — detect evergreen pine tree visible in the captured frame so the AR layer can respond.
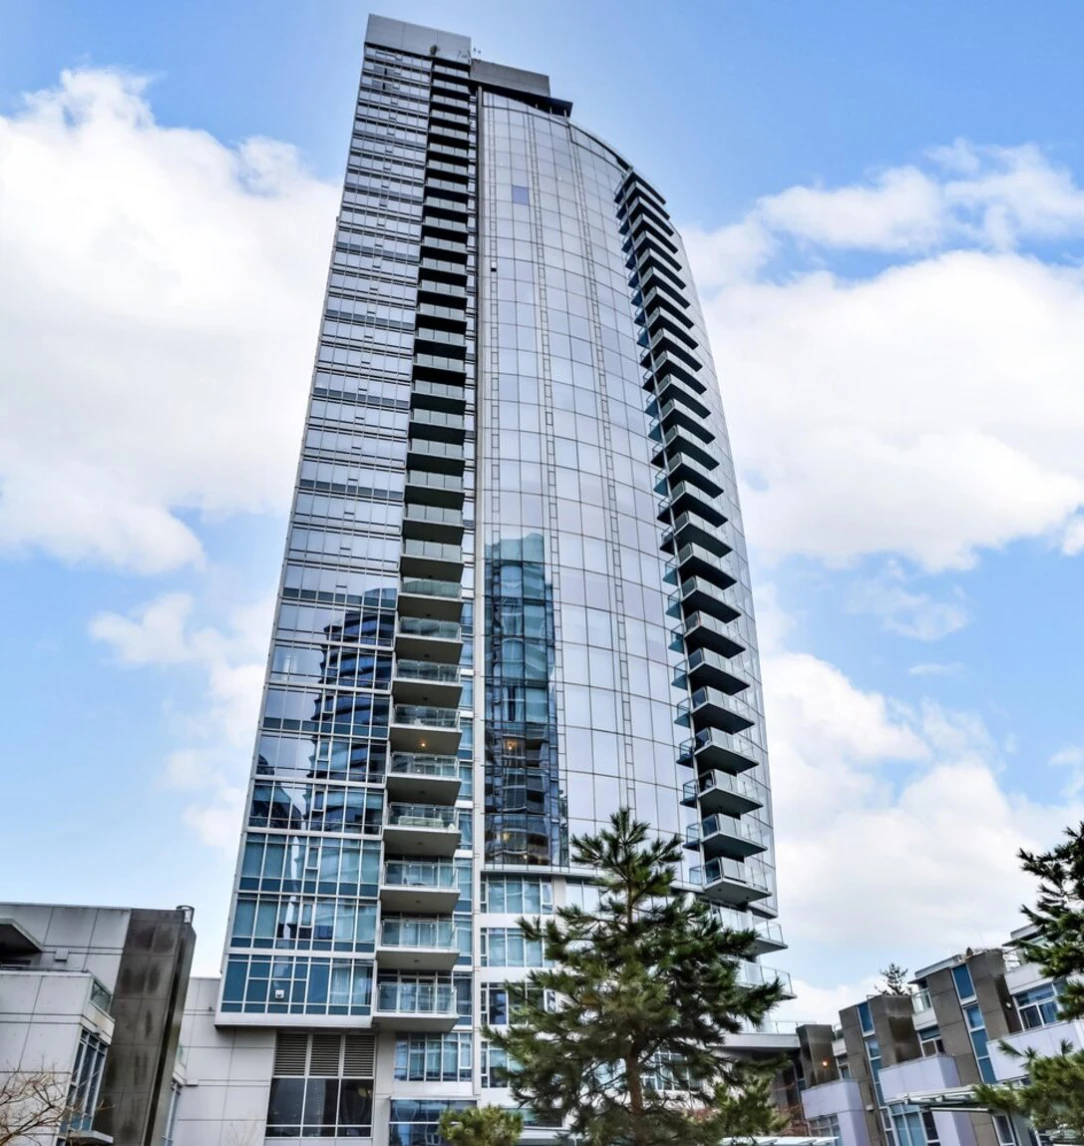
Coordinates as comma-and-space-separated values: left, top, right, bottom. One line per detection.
489, 808, 786, 1146
438, 1105, 523, 1146
973, 822, 1084, 1141
879, 963, 910, 996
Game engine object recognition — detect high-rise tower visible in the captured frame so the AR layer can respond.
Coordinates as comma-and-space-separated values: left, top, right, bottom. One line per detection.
201, 15, 791, 1145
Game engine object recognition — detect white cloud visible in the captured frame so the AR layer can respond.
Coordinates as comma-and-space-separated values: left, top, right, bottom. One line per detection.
90, 590, 273, 849
766, 645, 1079, 955
777, 976, 883, 1026
847, 563, 970, 640
0, 68, 336, 572
908, 662, 965, 677
683, 143, 1084, 571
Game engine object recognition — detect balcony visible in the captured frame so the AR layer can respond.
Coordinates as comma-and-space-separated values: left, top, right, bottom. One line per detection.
407, 438, 465, 476
679, 727, 766, 774
408, 407, 466, 444
381, 859, 460, 913
690, 856, 772, 906
736, 960, 794, 998
395, 616, 462, 663
416, 299, 468, 328
386, 751, 461, 804
648, 347, 705, 394
384, 803, 460, 857
637, 265, 690, 312
681, 770, 765, 817
657, 482, 725, 529
419, 257, 469, 286
629, 230, 683, 277
404, 469, 464, 509
374, 974, 458, 1031
685, 647, 749, 694
686, 813, 769, 861
662, 512, 733, 559
390, 705, 460, 754
645, 327, 700, 374
711, 907, 786, 956
681, 685, 757, 736
424, 177, 470, 202
392, 657, 462, 707
411, 379, 468, 415
402, 503, 464, 545
681, 611, 746, 659
659, 454, 724, 499
656, 399, 713, 444
989, 1019, 1084, 1081
675, 577, 742, 625
642, 284, 693, 328
400, 538, 463, 581
398, 576, 462, 620
378, 916, 459, 971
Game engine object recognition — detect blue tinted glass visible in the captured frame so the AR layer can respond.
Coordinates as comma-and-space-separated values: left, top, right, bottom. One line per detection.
511, 185, 530, 204
858, 1000, 874, 1034
952, 964, 976, 1000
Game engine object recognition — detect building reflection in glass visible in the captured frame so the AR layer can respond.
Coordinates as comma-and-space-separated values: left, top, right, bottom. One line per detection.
484, 533, 566, 866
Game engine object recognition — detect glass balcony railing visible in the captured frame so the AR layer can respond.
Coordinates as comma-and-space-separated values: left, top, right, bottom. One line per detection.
392, 705, 458, 729
381, 917, 456, 949
386, 804, 457, 830
397, 618, 462, 641
377, 976, 456, 1014
394, 662, 461, 685
687, 814, 769, 851
383, 859, 458, 890
400, 577, 461, 599
390, 753, 460, 778
683, 770, 766, 810
691, 856, 771, 895
736, 960, 794, 996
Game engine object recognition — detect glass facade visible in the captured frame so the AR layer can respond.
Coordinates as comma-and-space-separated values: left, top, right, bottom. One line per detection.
217, 13, 787, 1137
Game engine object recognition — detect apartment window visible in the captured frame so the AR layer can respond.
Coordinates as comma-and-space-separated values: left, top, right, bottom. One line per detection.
865, 1036, 885, 1107
480, 1040, 514, 1088
1014, 983, 1061, 1030
918, 1025, 946, 1056
160, 1080, 181, 1146
964, 1003, 996, 1084
390, 1099, 472, 1146
857, 1000, 874, 1034
65, 1029, 108, 1135
266, 1032, 374, 1138
394, 1033, 472, 1082
922, 1111, 941, 1146
479, 927, 548, 967
481, 876, 552, 914
482, 982, 551, 1025
993, 1114, 1018, 1146
808, 1115, 842, 1144
952, 963, 977, 1001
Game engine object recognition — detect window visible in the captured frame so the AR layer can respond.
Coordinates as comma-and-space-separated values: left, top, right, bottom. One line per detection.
993, 1114, 1018, 1146
857, 1000, 874, 1034
481, 1041, 514, 1088
480, 927, 548, 967
65, 1029, 108, 1135
161, 1081, 181, 1146
511, 185, 530, 205
390, 1099, 473, 1146
865, 1036, 885, 1107
481, 876, 552, 914
221, 954, 373, 1016
394, 1033, 472, 1082
266, 1032, 374, 1139
482, 982, 551, 1025
1014, 983, 1061, 1030
964, 1003, 996, 1083
952, 963, 976, 1001
918, 1025, 946, 1056
921, 1112, 941, 1146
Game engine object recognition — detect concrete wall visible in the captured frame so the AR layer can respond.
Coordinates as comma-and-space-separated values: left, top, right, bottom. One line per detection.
799, 1023, 840, 1087
173, 977, 275, 1146
95, 907, 196, 1146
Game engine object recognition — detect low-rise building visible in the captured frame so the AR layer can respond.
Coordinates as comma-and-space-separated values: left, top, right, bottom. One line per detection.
0, 902, 195, 1145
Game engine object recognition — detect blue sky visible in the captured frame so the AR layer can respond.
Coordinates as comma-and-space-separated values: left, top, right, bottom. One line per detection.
5, 0, 1084, 1018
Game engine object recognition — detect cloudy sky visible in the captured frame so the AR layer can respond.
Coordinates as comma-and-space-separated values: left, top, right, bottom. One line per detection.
5, 0, 1084, 1020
